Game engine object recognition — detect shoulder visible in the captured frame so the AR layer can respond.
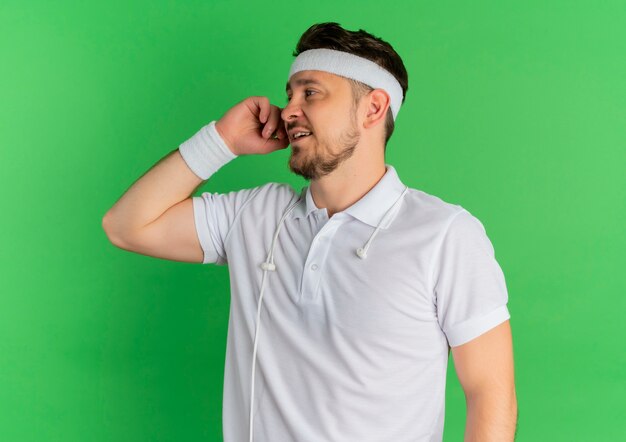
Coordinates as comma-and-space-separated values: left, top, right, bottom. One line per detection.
205, 181, 298, 203
194, 182, 299, 217
235, 182, 302, 217
401, 186, 473, 228
247, 182, 300, 203
398, 187, 495, 252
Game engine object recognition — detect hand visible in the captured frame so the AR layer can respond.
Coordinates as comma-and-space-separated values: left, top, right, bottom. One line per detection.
214, 96, 289, 156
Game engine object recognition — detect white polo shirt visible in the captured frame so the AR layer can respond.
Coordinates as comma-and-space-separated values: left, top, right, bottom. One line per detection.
180, 122, 511, 441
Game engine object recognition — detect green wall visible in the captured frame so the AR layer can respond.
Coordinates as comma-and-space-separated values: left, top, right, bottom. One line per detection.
1, 1, 624, 440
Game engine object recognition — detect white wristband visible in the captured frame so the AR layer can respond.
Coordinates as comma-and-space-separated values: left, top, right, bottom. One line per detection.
178, 120, 238, 180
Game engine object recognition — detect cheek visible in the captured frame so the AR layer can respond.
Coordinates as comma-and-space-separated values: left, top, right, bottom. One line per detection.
308, 102, 345, 136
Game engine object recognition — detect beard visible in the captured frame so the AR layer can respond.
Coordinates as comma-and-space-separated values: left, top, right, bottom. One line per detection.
287, 107, 361, 181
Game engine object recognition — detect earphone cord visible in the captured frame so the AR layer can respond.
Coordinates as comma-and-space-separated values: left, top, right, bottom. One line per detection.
249, 196, 302, 442
248, 186, 408, 440
357, 186, 409, 258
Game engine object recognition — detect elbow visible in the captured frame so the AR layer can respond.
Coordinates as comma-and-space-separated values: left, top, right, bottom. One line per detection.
102, 211, 125, 248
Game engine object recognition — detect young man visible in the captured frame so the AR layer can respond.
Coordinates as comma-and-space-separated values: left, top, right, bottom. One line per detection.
103, 22, 517, 442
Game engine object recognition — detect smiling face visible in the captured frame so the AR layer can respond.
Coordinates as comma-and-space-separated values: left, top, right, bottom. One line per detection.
282, 70, 362, 181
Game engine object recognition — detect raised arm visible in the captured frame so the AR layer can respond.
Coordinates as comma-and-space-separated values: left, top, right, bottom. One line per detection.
101, 96, 288, 263
102, 147, 211, 263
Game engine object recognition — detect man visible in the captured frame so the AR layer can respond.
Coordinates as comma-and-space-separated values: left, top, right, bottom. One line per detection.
103, 22, 517, 442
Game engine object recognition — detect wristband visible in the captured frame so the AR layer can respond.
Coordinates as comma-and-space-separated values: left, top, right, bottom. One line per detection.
178, 120, 238, 180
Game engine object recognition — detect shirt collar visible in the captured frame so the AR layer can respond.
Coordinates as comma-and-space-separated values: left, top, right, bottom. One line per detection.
290, 164, 407, 230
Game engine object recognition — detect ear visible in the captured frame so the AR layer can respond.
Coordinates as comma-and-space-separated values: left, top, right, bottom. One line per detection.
363, 89, 390, 129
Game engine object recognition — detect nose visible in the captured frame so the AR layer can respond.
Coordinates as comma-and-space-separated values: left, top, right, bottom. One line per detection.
281, 98, 302, 123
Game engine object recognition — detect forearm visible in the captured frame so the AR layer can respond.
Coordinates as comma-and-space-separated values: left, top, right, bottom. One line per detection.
103, 148, 204, 239
103, 120, 237, 240
464, 390, 518, 441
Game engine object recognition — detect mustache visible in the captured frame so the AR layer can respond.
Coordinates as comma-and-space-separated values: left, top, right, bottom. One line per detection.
286, 123, 312, 131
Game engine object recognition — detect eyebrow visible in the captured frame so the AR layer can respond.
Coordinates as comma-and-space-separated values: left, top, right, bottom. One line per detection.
285, 78, 322, 92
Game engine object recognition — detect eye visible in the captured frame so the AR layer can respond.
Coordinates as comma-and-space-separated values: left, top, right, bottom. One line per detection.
285, 90, 317, 102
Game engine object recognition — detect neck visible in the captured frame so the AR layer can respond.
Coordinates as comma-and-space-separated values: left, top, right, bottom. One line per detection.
309, 153, 387, 218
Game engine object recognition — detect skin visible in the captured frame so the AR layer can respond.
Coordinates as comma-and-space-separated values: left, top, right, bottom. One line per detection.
452, 320, 518, 440
282, 70, 391, 218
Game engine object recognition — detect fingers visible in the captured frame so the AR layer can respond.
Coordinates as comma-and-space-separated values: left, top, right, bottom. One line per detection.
250, 96, 283, 137
250, 96, 271, 125
261, 104, 285, 140
261, 131, 290, 153
247, 97, 288, 153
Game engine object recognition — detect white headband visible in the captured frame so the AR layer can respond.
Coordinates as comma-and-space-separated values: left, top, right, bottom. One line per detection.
288, 48, 403, 121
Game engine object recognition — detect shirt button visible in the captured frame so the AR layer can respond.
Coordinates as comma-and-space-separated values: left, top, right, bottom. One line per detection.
310, 264, 318, 271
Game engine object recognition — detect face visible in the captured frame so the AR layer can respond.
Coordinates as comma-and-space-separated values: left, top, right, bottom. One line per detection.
282, 70, 362, 181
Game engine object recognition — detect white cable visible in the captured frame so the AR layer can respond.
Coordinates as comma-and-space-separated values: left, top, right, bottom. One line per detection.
249, 185, 408, 440
356, 186, 409, 259
249, 197, 301, 442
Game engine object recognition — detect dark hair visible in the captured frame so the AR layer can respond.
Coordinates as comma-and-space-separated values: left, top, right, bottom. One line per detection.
292, 22, 409, 149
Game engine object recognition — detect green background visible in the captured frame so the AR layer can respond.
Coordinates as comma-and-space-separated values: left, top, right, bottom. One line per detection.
1, 1, 624, 440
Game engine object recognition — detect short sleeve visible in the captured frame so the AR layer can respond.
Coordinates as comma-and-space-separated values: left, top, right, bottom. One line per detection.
431, 209, 511, 347
191, 186, 261, 265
